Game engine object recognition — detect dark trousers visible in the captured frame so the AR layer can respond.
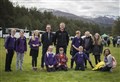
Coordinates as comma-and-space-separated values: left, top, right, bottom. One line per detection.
32, 56, 37, 67
71, 49, 78, 68
75, 63, 85, 71
57, 65, 68, 71
56, 45, 67, 54
84, 53, 89, 67
46, 65, 55, 72
5, 49, 14, 71
94, 55, 101, 65
30, 49, 38, 67
41, 46, 48, 68
100, 66, 112, 72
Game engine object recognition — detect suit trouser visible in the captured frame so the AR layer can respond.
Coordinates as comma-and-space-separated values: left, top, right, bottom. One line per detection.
5, 49, 14, 71
41, 46, 48, 68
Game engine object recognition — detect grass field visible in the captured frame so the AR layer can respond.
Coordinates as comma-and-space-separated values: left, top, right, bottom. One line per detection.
0, 38, 120, 82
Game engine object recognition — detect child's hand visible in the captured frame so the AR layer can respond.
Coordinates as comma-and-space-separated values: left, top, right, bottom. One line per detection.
32, 44, 36, 47
36, 44, 39, 46
6, 49, 8, 54
59, 63, 61, 66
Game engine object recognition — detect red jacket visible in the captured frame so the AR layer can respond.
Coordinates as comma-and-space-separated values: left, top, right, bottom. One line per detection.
55, 53, 68, 65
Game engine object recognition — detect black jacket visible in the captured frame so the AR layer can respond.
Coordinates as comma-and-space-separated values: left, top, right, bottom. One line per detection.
41, 32, 55, 47
92, 44, 103, 55
54, 30, 69, 46
83, 36, 93, 53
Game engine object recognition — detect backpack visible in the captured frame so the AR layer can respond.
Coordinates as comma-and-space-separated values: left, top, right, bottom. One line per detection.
112, 56, 117, 68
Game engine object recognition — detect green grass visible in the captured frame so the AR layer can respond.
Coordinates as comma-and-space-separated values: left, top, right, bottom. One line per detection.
0, 38, 120, 82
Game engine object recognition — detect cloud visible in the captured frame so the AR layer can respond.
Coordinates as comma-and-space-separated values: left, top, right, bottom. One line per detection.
9, 0, 120, 17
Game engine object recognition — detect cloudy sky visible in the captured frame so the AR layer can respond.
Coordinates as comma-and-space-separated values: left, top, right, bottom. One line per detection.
10, 0, 120, 17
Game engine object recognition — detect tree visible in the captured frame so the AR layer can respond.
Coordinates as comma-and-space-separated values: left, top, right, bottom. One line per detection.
112, 17, 120, 36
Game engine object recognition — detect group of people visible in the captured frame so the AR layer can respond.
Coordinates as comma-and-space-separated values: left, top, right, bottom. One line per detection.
4, 22, 115, 72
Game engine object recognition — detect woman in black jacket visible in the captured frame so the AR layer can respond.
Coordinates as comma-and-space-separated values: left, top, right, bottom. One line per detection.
92, 33, 103, 65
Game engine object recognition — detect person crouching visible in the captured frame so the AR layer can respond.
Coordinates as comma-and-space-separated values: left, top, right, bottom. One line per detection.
55, 47, 68, 71
72, 46, 94, 71
44, 46, 57, 72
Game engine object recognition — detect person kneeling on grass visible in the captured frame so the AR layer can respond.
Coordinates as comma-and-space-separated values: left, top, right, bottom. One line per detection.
72, 46, 94, 71
44, 45, 57, 72
55, 47, 68, 71
100, 49, 116, 72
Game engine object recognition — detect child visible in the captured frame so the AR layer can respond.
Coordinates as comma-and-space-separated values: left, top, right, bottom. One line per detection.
28, 30, 41, 71
55, 47, 68, 71
92, 33, 103, 65
44, 46, 57, 72
100, 49, 114, 72
72, 46, 94, 71
16, 30, 27, 70
71, 31, 83, 69
4, 29, 16, 72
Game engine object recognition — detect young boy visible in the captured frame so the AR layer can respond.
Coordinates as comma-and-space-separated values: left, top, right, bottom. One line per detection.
4, 29, 16, 72
55, 47, 68, 71
72, 46, 94, 71
16, 30, 27, 70
44, 46, 57, 72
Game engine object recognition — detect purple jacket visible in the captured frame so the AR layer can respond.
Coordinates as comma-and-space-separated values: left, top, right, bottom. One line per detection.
28, 37, 41, 50
73, 52, 90, 64
16, 36, 27, 53
4, 36, 16, 50
44, 52, 57, 66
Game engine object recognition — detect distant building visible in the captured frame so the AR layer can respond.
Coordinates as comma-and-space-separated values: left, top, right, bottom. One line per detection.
0, 27, 2, 37
5, 28, 30, 38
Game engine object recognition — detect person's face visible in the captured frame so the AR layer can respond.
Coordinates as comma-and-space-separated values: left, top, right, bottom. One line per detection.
59, 50, 64, 54
20, 32, 24, 37
104, 50, 110, 55
85, 32, 90, 37
76, 32, 80, 37
11, 30, 16, 36
79, 47, 83, 52
48, 48, 53, 52
95, 34, 99, 39
35, 31, 39, 36
46, 25, 51, 32
60, 23, 65, 30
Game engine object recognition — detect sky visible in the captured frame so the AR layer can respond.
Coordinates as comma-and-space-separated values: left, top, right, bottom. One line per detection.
9, 0, 120, 17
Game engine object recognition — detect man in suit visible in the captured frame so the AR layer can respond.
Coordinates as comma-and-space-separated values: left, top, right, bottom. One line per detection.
41, 24, 55, 69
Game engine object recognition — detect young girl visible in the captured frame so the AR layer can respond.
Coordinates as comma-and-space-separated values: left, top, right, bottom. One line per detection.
16, 30, 27, 70
55, 47, 68, 71
72, 46, 94, 71
100, 49, 113, 72
4, 29, 16, 72
28, 30, 41, 71
44, 46, 57, 72
92, 33, 103, 65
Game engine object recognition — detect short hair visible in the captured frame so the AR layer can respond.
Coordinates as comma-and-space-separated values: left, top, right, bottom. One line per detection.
11, 29, 16, 33
20, 30, 24, 33
60, 22, 65, 27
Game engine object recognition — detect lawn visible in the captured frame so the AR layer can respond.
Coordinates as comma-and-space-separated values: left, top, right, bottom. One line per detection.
0, 38, 120, 82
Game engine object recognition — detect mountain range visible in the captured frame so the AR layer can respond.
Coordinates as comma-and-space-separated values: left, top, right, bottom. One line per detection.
38, 8, 118, 27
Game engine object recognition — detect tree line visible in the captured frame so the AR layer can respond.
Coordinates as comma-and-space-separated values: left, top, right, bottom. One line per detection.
0, 0, 119, 36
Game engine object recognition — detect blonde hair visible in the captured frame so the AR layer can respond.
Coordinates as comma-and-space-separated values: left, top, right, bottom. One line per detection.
93, 33, 102, 45
31, 30, 40, 41
60, 22, 65, 27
